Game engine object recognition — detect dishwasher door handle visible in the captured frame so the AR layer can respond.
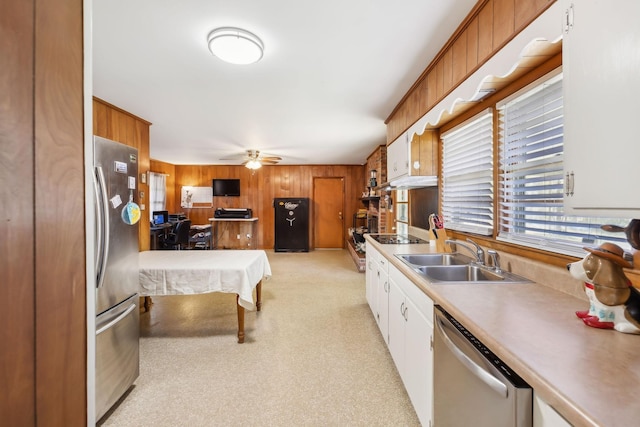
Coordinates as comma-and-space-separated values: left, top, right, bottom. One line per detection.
435, 315, 508, 398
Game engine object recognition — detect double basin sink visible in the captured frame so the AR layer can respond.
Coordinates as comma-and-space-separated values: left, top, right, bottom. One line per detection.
395, 253, 531, 284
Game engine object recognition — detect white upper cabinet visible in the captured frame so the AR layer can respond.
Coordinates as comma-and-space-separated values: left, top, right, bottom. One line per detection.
562, 0, 640, 217
387, 133, 410, 182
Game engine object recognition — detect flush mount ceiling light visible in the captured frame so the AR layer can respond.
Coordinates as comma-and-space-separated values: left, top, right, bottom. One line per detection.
207, 27, 264, 65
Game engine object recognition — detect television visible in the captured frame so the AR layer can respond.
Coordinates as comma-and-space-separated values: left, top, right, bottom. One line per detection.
212, 178, 241, 197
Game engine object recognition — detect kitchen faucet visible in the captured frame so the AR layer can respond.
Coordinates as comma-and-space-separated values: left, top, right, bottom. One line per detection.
445, 238, 485, 264
487, 249, 502, 273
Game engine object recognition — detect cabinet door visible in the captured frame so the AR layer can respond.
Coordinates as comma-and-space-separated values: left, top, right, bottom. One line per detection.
365, 250, 377, 316
387, 276, 405, 370
533, 393, 572, 427
376, 268, 389, 344
387, 134, 409, 182
562, 0, 640, 216
404, 295, 433, 427
411, 131, 439, 176
389, 265, 435, 427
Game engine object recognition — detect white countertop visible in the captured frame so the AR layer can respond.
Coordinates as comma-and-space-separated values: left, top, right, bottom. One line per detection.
365, 235, 640, 427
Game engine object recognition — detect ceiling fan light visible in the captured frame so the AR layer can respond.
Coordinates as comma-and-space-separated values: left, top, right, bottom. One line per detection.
207, 27, 264, 65
246, 160, 262, 170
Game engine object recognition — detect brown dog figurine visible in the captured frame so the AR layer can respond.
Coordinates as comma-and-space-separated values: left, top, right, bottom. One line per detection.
567, 242, 640, 334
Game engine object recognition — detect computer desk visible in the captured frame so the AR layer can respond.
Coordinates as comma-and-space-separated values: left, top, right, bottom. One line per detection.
149, 223, 172, 250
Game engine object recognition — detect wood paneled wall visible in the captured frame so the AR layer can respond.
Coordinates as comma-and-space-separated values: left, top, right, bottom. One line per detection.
386, 0, 555, 142
1, 0, 86, 424
93, 97, 152, 251
165, 164, 366, 249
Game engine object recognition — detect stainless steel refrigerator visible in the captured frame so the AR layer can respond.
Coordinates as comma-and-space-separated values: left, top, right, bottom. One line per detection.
93, 136, 140, 421
274, 198, 309, 252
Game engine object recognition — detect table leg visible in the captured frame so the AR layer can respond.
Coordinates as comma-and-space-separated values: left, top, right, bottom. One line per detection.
212, 221, 219, 249
143, 296, 153, 312
236, 295, 245, 343
256, 280, 262, 311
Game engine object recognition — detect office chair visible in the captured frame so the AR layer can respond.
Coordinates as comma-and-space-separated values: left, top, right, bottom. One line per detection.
161, 220, 191, 250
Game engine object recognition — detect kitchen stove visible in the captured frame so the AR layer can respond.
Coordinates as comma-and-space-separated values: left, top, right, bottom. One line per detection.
369, 234, 428, 244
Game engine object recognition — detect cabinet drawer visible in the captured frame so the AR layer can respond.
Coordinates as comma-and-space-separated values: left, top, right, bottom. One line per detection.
389, 264, 433, 323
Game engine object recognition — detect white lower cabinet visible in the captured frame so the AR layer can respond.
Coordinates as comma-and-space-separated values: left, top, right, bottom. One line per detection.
365, 250, 377, 316
388, 264, 434, 427
376, 254, 389, 345
533, 393, 571, 427
367, 250, 572, 427
365, 246, 389, 345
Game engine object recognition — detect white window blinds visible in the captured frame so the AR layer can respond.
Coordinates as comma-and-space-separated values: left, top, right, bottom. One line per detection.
441, 110, 494, 235
497, 71, 630, 256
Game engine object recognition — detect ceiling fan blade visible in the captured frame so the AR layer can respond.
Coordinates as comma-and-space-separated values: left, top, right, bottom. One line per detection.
221, 149, 283, 164
219, 154, 247, 161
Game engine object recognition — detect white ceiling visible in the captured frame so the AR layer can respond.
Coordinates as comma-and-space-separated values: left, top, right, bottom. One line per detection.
92, 0, 478, 166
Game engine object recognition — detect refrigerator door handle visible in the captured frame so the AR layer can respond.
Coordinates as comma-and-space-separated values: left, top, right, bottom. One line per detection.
95, 166, 110, 289
96, 302, 137, 335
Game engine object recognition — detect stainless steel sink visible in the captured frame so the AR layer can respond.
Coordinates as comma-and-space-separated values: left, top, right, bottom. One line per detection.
395, 253, 474, 267
396, 252, 531, 284
416, 264, 531, 284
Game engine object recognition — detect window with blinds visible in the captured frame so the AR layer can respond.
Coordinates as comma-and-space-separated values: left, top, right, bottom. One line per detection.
441, 109, 494, 235
497, 70, 630, 256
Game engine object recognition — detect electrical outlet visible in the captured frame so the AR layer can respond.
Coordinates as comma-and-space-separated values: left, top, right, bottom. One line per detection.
246, 234, 251, 239
237, 234, 241, 239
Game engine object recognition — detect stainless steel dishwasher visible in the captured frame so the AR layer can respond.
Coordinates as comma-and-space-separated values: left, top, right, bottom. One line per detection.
434, 306, 532, 427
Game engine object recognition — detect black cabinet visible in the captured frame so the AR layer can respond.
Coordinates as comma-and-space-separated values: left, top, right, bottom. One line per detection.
274, 198, 309, 252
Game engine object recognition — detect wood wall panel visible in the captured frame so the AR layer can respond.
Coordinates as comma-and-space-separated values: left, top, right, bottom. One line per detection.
2, 0, 86, 424
493, 0, 515, 50
442, 50, 453, 93
417, 79, 429, 116
385, 0, 556, 143
477, 1, 494, 63
170, 164, 365, 249
452, 32, 468, 85
427, 70, 438, 108
34, 0, 86, 422
1, 1, 36, 424
435, 59, 445, 100
93, 97, 152, 251
515, 0, 550, 30
466, 17, 479, 71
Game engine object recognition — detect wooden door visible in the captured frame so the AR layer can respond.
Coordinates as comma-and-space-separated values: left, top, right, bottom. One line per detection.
313, 177, 345, 249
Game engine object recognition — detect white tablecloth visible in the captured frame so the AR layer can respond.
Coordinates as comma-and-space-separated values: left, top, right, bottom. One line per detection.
139, 250, 271, 310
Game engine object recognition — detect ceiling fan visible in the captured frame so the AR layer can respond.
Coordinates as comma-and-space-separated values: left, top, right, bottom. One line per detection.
221, 149, 282, 169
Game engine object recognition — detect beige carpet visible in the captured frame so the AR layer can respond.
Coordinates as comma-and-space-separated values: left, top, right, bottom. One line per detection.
99, 249, 420, 426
